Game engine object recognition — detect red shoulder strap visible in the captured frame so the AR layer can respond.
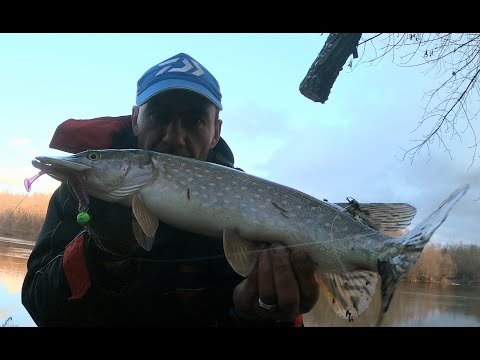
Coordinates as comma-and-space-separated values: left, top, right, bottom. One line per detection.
49, 115, 132, 153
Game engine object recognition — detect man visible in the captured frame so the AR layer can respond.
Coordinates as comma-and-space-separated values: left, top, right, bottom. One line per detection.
22, 53, 319, 326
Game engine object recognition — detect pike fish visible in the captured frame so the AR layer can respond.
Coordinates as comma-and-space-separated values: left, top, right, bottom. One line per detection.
31, 149, 469, 324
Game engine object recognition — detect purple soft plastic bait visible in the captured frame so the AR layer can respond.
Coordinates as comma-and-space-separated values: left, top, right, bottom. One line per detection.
24, 171, 44, 192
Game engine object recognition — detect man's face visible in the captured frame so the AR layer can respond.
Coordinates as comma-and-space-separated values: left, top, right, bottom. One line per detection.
132, 90, 222, 160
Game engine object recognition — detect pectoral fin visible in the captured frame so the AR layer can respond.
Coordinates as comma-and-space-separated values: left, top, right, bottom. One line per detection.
132, 217, 155, 251
317, 270, 378, 322
223, 229, 264, 277
131, 193, 159, 251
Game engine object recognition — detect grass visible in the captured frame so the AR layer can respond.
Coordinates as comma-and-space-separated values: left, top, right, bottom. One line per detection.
1, 317, 18, 327
0, 192, 51, 241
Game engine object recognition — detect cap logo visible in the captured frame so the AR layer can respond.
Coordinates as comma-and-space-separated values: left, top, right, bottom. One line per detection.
155, 57, 205, 77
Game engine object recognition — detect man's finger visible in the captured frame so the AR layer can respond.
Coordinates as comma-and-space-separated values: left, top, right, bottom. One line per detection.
257, 246, 276, 306
271, 244, 299, 318
232, 259, 259, 317
291, 249, 319, 313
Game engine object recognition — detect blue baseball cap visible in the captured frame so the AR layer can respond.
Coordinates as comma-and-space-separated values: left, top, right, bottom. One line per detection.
136, 53, 222, 110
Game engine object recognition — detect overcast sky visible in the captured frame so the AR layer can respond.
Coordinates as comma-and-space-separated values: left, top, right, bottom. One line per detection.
0, 33, 478, 246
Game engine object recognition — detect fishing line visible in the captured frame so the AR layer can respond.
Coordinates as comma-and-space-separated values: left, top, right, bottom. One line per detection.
92, 237, 371, 265
1, 169, 50, 238
329, 212, 351, 273
0, 192, 30, 233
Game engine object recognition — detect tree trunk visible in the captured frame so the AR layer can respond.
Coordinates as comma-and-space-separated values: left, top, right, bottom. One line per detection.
299, 33, 362, 103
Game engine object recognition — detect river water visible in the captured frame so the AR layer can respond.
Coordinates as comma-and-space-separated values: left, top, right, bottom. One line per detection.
1, 238, 479, 327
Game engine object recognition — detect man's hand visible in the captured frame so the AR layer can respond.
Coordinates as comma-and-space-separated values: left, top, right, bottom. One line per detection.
232, 243, 319, 322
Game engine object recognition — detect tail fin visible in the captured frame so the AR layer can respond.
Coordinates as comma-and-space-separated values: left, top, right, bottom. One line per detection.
376, 184, 469, 326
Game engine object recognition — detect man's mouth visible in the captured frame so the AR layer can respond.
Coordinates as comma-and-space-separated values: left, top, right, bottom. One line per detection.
150, 146, 194, 159
166, 152, 193, 157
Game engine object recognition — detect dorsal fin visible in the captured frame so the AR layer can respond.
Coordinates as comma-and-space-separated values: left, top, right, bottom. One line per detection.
336, 201, 417, 232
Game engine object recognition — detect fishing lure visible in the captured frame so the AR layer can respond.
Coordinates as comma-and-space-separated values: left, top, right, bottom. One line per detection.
24, 171, 91, 226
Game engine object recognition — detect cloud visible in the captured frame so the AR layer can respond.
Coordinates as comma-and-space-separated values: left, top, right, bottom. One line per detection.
8, 137, 31, 147
222, 102, 290, 176
223, 97, 480, 246
0, 166, 59, 194
400, 156, 480, 245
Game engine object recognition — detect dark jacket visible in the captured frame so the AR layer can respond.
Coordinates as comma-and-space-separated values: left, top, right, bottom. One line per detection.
21, 116, 299, 327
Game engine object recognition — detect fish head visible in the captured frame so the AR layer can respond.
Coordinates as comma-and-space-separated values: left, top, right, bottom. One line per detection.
32, 149, 155, 204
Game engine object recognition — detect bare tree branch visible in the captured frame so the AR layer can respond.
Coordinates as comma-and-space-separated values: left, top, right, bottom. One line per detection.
354, 33, 480, 166
299, 33, 362, 103
301, 33, 480, 173
358, 33, 383, 46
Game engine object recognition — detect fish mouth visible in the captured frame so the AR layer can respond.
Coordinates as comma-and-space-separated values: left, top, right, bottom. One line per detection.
32, 156, 92, 207
33, 156, 92, 173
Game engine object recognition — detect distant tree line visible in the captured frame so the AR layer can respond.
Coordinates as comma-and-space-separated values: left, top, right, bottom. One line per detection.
403, 243, 480, 285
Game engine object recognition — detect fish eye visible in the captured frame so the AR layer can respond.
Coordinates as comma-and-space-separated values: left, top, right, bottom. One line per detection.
87, 152, 99, 161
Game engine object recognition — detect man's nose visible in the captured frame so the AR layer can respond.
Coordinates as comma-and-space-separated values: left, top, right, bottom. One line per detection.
163, 118, 187, 146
